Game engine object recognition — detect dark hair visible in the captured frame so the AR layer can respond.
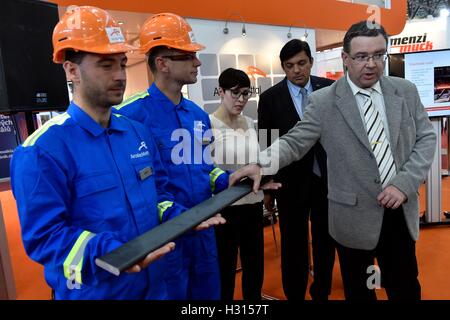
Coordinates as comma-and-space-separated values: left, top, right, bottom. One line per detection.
64, 50, 88, 64
279, 39, 312, 65
147, 46, 173, 73
218, 68, 250, 90
343, 20, 388, 53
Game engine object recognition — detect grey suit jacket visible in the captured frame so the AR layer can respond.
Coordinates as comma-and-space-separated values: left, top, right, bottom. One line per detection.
259, 75, 436, 250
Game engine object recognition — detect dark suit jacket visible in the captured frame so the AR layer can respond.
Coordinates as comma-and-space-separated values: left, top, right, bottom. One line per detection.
258, 76, 334, 201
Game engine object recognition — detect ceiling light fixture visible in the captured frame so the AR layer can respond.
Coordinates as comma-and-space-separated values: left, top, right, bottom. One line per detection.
286, 21, 309, 41
287, 26, 292, 39
300, 29, 308, 41
223, 13, 247, 37
223, 21, 229, 34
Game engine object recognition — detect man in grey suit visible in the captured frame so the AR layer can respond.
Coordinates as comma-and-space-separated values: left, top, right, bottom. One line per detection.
230, 21, 436, 301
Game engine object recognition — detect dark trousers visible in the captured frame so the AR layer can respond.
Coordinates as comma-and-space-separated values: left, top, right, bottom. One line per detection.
215, 202, 264, 300
277, 174, 335, 300
309, 175, 336, 300
335, 207, 421, 301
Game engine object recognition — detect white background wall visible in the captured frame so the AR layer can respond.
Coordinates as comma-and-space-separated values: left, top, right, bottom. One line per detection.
186, 18, 316, 110
316, 47, 343, 79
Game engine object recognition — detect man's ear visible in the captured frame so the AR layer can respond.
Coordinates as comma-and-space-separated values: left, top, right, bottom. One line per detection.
155, 56, 169, 73
341, 51, 349, 70
310, 57, 314, 67
63, 61, 80, 84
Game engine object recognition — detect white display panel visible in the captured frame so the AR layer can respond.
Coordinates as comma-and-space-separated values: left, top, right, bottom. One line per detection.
404, 49, 450, 117
185, 18, 316, 117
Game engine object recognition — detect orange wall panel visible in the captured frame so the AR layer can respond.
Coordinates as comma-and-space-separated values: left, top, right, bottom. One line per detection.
51, 0, 407, 34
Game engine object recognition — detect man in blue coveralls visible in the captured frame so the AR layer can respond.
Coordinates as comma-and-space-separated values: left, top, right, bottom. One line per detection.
10, 6, 224, 300
114, 13, 229, 300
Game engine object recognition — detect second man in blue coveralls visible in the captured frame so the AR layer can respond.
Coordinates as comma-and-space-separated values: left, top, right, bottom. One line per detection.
115, 13, 229, 300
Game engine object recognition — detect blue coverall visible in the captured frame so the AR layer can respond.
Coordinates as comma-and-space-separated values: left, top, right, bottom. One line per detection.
114, 83, 229, 300
11, 102, 185, 300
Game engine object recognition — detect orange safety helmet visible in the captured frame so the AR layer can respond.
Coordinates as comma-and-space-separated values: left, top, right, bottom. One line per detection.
52, 6, 136, 63
139, 13, 205, 54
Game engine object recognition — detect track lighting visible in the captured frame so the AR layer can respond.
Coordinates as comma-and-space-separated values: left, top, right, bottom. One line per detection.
223, 13, 247, 37
286, 21, 309, 41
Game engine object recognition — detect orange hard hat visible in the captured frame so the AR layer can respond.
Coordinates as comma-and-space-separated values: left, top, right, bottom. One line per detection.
139, 13, 205, 54
52, 6, 136, 63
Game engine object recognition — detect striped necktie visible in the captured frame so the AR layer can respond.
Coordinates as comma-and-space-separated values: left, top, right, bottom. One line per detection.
359, 89, 396, 188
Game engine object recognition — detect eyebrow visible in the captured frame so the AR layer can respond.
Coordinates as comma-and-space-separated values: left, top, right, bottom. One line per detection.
353, 49, 386, 55
96, 57, 128, 64
285, 61, 306, 66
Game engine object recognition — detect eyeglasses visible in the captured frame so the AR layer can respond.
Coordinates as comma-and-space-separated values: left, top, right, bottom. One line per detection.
349, 52, 388, 63
228, 89, 252, 99
161, 53, 198, 61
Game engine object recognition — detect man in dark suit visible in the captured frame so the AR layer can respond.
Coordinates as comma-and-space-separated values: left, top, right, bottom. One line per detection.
258, 39, 335, 300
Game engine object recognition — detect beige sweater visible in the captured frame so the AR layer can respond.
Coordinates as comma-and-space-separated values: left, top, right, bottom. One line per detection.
209, 114, 263, 206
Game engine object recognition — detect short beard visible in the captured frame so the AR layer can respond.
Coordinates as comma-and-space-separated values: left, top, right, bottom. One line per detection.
79, 68, 125, 109
84, 87, 112, 109
82, 82, 124, 109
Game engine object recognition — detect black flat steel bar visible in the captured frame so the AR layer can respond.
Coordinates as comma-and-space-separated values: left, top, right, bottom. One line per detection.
96, 176, 270, 276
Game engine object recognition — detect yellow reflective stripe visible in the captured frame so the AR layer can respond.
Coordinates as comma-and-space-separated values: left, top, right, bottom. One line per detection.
157, 201, 174, 221
63, 231, 95, 285
23, 113, 70, 147
209, 167, 226, 193
114, 91, 149, 110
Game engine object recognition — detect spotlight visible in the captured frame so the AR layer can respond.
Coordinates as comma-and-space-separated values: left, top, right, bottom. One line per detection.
300, 30, 308, 41
287, 26, 292, 39
223, 21, 229, 34
242, 24, 246, 37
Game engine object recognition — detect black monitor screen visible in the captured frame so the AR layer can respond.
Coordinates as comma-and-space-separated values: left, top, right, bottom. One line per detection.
0, 0, 69, 113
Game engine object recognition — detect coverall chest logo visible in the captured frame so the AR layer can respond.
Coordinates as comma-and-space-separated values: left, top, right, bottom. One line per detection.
130, 141, 150, 159
139, 141, 148, 151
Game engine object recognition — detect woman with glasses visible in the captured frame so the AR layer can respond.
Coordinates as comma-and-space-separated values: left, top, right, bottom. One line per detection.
209, 68, 264, 300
